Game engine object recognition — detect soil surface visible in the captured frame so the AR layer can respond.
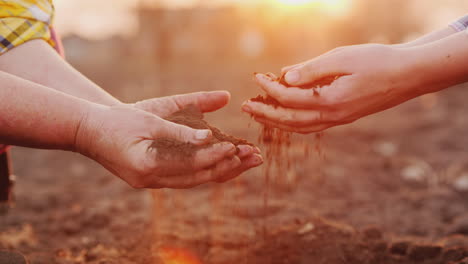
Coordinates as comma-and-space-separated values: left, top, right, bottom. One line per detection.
1, 82, 468, 263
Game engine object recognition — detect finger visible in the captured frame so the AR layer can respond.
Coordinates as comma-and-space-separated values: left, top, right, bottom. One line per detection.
138, 91, 230, 117
191, 142, 237, 170
281, 62, 305, 75
266, 72, 277, 79
283, 56, 349, 86
236, 145, 254, 159
152, 156, 242, 189
170, 91, 231, 113
254, 116, 336, 134
216, 154, 263, 183
254, 74, 325, 108
243, 101, 336, 127
155, 119, 213, 145
253, 146, 261, 154
151, 142, 236, 176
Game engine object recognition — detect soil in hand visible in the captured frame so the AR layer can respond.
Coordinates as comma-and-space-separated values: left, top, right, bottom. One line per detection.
250, 72, 339, 108
151, 105, 255, 158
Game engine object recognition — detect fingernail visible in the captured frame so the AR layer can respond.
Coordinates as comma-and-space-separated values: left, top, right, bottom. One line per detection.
253, 155, 264, 165
256, 73, 272, 81
242, 104, 252, 113
285, 70, 300, 84
195, 129, 211, 140
237, 145, 253, 157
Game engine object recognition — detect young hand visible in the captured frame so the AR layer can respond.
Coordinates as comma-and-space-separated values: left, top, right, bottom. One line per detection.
242, 44, 437, 133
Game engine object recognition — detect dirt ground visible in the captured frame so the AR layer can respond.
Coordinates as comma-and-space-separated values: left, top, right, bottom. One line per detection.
1, 75, 468, 264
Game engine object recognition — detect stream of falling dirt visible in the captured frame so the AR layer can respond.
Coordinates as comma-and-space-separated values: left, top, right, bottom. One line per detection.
258, 126, 292, 238
150, 128, 325, 264
258, 126, 324, 239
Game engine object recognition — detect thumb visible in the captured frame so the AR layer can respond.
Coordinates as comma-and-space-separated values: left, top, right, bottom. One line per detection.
284, 56, 346, 87
153, 119, 212, 145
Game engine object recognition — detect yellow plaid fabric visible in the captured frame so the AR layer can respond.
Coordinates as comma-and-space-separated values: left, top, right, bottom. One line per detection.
0, 0, 55, 54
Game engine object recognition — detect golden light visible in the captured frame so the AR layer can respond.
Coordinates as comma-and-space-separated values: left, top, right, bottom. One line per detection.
157, 247, 203, 264
276, 0, 315, 5
275, 0, 351, 17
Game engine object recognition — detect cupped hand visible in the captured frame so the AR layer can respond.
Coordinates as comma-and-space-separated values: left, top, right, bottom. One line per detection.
243, 44, 427, 133
133, 91, 263, 182
76, 101, 262, 189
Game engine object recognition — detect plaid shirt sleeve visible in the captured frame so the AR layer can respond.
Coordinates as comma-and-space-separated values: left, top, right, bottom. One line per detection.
450, 14, 468, 32
0, 0, 55, 55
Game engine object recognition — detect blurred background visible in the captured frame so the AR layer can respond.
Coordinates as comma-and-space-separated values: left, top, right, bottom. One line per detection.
2, 1, 468, 263
53, 0, 468, 107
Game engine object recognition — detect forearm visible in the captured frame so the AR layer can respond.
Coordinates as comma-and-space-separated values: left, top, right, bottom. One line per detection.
396, 26, 457, 48
397, 15, 468, 48
406, 30, 468, 93
0, 40, 121, 106
0, 70, 101, 151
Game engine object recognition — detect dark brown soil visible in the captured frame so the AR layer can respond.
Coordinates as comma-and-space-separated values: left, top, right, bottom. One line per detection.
240, 217, 468, 264
250, 94, 282, 108
151, 105, 255, 158
250, 72, 340, 108
0, 250, 28, 264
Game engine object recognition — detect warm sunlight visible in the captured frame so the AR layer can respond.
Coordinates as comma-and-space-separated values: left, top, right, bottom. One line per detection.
275, 0, 351, 16
276, 0, 314, 5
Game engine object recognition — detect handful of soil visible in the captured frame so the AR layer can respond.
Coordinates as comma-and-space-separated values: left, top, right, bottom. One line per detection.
151, 105, 254, 158
250, 72, 339, 108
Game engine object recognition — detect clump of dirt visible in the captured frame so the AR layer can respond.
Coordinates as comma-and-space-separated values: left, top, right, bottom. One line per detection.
151, 105, 255, 158
250, 95, 282, 108
250, 72, 339, 108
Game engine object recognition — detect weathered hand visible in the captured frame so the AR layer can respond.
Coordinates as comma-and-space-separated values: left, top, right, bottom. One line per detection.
243, 44, 431, 133
133, 91, 263, 183
75, 102, 260, 189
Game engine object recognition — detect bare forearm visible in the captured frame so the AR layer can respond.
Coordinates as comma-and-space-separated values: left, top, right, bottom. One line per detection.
397, 26, 457, 48
407, 30, 468, 93
0, 70, 99, 150
0, 40, 121, 106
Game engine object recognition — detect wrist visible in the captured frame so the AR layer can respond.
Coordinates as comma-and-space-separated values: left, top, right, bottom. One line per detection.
73, 103, 108, 157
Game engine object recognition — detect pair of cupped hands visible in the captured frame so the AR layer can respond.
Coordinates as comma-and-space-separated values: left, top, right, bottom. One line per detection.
81, 44, 437, 189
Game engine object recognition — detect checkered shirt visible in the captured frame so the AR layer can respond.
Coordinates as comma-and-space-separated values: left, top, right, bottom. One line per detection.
450, 14, 468, 32
0, 0, 55, 54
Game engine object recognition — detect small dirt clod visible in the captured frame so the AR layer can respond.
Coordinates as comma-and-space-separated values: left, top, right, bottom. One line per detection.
151, 105, 255, 158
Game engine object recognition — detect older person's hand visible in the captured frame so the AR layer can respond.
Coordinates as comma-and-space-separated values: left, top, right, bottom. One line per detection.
133, 90, 262, 183
76, 91, 262, 189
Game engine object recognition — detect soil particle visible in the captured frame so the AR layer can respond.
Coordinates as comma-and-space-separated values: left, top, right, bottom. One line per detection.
442, 248, 468, 262
151, 105, 254, 158
390, 241, 411, 256
0, 250, 28, 264
362, 226, 384, 240
408, 244, 443, 261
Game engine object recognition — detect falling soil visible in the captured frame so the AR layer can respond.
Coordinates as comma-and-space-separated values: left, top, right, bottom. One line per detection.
250, 72, 334, 238
151, 105, 255, 158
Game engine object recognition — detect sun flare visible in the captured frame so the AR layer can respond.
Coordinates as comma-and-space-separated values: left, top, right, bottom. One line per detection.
275, 0, 351, 16
276, 0, 315, 5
